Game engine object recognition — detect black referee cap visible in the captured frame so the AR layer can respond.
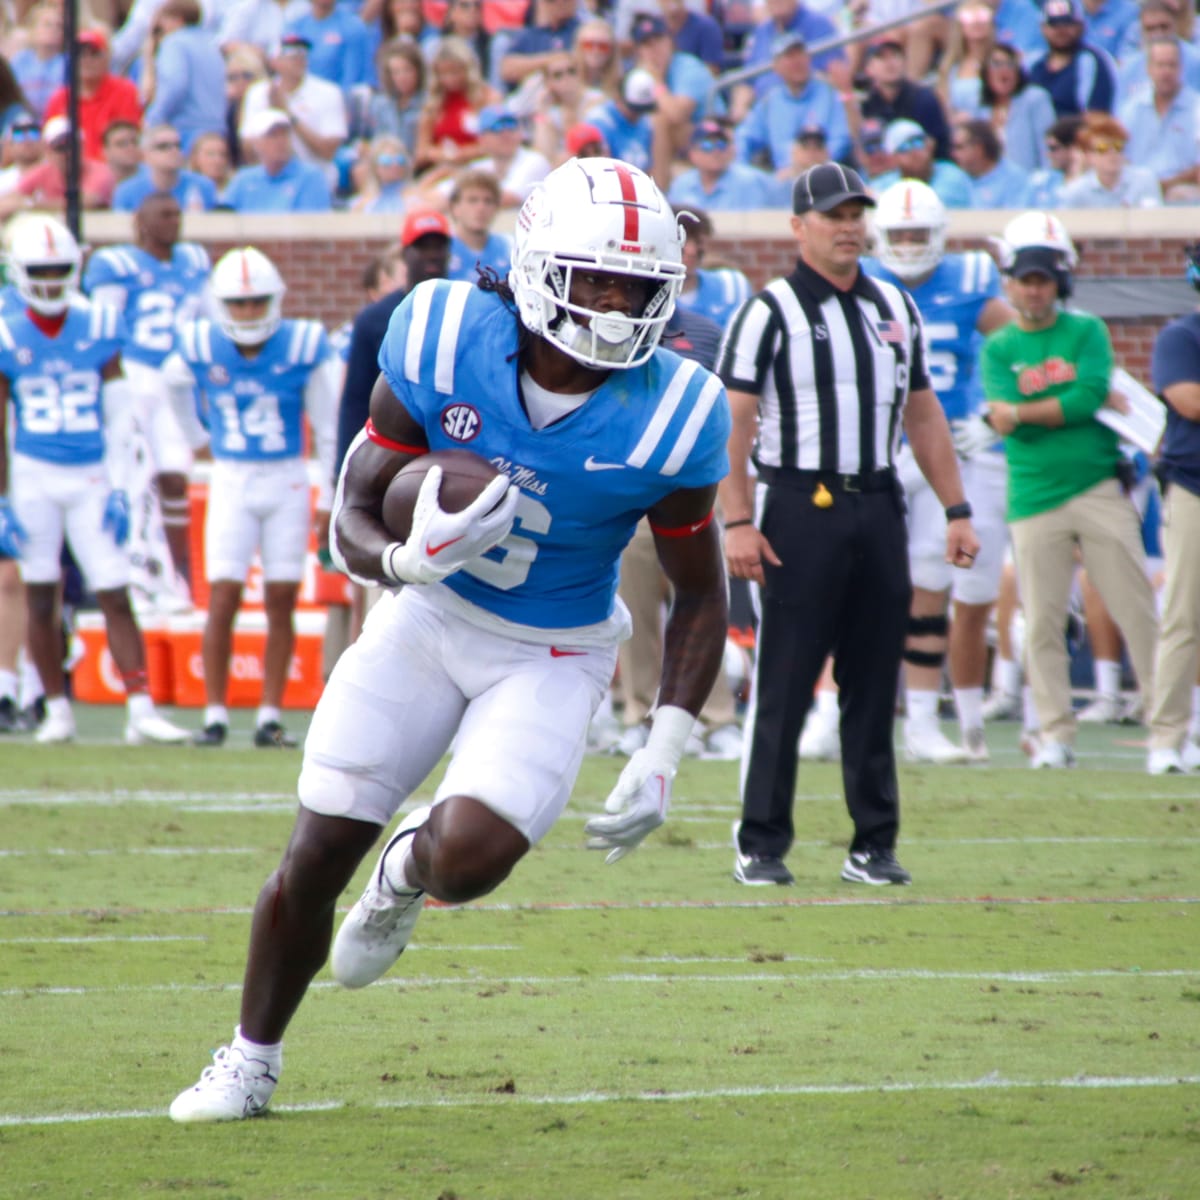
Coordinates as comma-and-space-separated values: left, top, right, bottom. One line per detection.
792, 163, 875, 215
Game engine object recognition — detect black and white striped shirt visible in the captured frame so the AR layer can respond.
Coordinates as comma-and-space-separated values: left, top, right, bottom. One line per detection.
716, 258, 930, 474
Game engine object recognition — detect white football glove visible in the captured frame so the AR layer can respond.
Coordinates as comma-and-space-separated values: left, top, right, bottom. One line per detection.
381, 467, 519, 586
950, 414, 998, 461
584, 706, 695, 864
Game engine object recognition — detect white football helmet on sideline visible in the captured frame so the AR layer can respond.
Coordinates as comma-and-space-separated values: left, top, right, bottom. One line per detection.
992, 211, 1078, 298
4, 213, 82, 315
871, 179, 948, 282
509, 156, 687, 369
209, 246, 286, 345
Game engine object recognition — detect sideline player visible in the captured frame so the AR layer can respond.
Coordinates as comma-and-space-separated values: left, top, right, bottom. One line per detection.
0, 214, 189, 745
165, 247, 339, 749
83, 191, 211, 597
169, 157, 731, 1121
864, 179, 1015, 763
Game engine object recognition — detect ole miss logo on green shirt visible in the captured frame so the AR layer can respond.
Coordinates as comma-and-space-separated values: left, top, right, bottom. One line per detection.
1016, 357, 1077, 396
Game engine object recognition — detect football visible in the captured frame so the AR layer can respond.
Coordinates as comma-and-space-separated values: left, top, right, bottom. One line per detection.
381, 449, 503, 542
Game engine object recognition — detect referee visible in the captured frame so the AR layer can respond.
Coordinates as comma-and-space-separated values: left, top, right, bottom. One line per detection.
717, 163, 979, 887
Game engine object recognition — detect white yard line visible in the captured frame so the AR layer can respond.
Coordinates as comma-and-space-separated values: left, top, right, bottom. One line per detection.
2, 1072, 1198, 1128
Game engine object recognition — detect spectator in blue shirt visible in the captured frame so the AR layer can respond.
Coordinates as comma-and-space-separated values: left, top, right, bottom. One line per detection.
659, 0, 725, 74
629, 14, 716, 156
1059, 110, 1162, 204
1029, 0, 1118, 116
9, 3, 64, 120
144, 0, 228, 153
669, 118, 787, 211
1116, 1, 1200, 98
871, 117, 975, 208
287, 0, 373, 92
951, 116, 1033, 206
736, 32, 852, 169
585, 68, 658, 175
1025, 112, 1084, 203
1080, 0, 1139, 58
860, 35, 953, 160
978, 41, 1057, 169
499, 0, 580, 90
221, 107, 333, 211
113, 125, 219, 211
994, 0, 1050, 59
1120, 36, 1200, 202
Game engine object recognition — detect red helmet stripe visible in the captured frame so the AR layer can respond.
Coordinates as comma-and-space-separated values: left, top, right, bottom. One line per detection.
611, 162, 640, 243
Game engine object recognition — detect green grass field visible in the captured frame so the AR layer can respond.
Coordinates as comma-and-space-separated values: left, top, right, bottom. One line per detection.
1, 706, 1197, 1200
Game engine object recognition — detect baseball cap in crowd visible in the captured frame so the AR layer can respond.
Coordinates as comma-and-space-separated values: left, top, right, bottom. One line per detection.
1042, 0, 1083, 23
278, 31, 312, 52
400, 208, 451, 248
77, 28, 109, 52
792, 163, 875, 215
883, 117, 929, 154
691, 118, 732, 149
565, 122, 606, 155
243, 107, 292, 138
866, 34, 904, 56
631, 14, 669, 43
796, 123, 827, 145
42, 115, 71, 147
771, 30, 807, 57
477, 104, 519, 134
1008, 246, 1065, 279
621, 67, 658, 113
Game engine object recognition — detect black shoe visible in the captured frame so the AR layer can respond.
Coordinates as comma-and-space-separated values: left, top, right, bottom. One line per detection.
733, 852, 795, 886
0, 696, 19, 732
841, 847, 912, 886
254, 720, 297, 748
17, 697, 45, 732
192, 722, 228, 747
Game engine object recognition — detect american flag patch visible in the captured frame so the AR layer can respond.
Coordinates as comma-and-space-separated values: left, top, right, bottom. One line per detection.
876, 320, 904, 343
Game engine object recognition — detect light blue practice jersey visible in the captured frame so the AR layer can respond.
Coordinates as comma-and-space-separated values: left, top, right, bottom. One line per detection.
83, 243, 212, 369
377, 280, 731, 630
863, 251, 1002, 421
0, 299, 125, 466
176, 317, 330, 462
676, 267, 752, 332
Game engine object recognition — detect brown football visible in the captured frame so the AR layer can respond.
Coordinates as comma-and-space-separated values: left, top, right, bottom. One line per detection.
381, 449, 503, 541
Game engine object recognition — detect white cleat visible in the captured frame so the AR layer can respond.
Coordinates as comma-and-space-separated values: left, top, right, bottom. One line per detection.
615, 723, 649, 757
169, 1045, 278, 1123
798, 715, 840, 761
35, 708, 75, 744
1184, 740, 1200, 772
1031, 739, 1076, 769
904, 724, 970, 765
125, 711, 191, 745
332, 806, 430, 988
702, 723, 744, 761
980, 691, 1021, 721
962, 726, 990, 764
1076, 694, 1123, 724
1147, 747, 1184, 776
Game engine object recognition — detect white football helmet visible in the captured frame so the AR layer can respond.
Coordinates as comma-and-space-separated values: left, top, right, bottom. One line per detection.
993, 210, 1078, 297
871, 179, 948, 282
508, 156, 686, 369
4, 214, 82, 315
209, 246, 286, 345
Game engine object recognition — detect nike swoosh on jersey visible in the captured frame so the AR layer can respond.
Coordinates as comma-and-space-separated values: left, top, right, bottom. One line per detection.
549, 647, 587, 657
426, 535, 466, 556
584, 456, 625, 471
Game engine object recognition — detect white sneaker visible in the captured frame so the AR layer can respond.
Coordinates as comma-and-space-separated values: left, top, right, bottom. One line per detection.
169, 1045, 278, 1123
1031, 739, 1076, 769
615, 723, 649, 757
798, 714, 840, 761
331, 806, 430, 989
1147, 747, 1184, 776
35, 708, 75, 744
1077, 694, 1123, 724
702, 723, 744, 761
962, 726, 990, 764
981, 691, 1020, 721
904, 724, 969, 765
125, 711, 190, 745
1184, 740, 1200, 772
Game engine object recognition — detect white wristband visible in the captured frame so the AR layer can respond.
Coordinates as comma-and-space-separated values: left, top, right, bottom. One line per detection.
645, 704, 696, 768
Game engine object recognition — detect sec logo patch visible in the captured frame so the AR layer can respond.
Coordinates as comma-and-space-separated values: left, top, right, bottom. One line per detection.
440, 403, 481, 441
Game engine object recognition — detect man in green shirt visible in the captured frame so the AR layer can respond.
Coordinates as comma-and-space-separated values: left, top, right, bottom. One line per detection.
980, 214, 1157, 768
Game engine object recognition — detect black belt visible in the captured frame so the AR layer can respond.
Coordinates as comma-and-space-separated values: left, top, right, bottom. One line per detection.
756, 465, 897, 494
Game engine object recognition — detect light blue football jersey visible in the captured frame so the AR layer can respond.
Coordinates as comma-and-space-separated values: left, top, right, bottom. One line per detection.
377, 280, 731, 630
83, 243, 211, 369
176, 317, 330, 461
863, 251, 1002, 421
676, 267, 752, 332
0, 299, 125, 466
447, 233, 512, 284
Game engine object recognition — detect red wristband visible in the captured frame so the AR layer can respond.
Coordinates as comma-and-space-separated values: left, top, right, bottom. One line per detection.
365, 418, 427, 457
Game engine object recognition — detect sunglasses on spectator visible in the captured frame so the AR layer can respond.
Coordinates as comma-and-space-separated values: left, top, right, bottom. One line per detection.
693, 136, 729, 152
895, 136, 926, 153
227, 70, 256, 82
377, 153, 406, 166
1089, 138, 1125, 152
580, 39, 613, 51
151, 139, 182, 151
548, 66, 578, 79
9, 125, 40, 141
987, 54, 1017, 68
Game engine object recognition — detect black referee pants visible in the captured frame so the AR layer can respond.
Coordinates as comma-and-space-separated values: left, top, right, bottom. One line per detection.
738, 478, 911, 859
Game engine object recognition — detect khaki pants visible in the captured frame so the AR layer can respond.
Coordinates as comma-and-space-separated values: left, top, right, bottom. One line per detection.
616, 518, 737, 730
1011, 478, 1157, 745
1149, 484, 1200, 750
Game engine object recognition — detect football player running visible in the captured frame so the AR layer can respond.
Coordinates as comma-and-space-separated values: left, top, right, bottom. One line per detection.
0, 215, 189, 746
83, 191, 211, 597
164, 247, 339, 749
865, 180, 1015, 763
170, 158, 730, 1123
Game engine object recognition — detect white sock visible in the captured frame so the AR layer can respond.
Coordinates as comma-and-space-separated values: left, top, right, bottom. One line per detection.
127, 692, 154, 722
992, 656, 1020, 698
1022, 685, 1040, 733
19, 655, 43, 706
815, 688, 838, 724
954, 686, 984, 735
257, 705, 281, 729
204, 704, 229, 728
47, 695, 72, 721
906, 689, 939, 730
0, 668, 17, 701
1190, 686, 1200, 736
1093, 659, 1121, 700
232, 1025, 282, 1076
380, 825, 423, 895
